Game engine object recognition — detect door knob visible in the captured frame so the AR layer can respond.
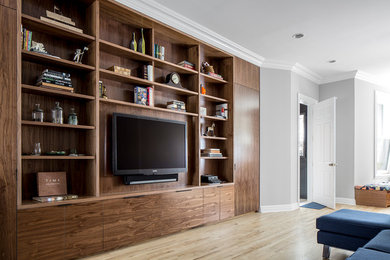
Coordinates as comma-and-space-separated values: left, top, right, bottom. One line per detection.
328, 163, 337, 167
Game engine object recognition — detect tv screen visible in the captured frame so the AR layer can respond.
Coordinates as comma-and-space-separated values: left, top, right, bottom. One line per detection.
112, 113, 187, 176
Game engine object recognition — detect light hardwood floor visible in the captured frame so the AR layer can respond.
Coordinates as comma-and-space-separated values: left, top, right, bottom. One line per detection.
84, 204, 390, 260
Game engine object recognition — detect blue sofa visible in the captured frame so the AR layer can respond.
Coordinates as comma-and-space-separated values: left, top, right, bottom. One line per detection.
316, 209, 390, 259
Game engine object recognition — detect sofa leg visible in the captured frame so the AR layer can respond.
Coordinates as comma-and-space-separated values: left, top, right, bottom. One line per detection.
322, 245, 330, 258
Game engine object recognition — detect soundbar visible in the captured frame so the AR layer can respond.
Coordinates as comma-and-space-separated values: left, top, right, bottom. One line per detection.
123, 174, 178, 185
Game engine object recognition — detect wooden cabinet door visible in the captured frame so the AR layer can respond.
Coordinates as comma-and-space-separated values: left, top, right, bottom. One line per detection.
160, 189, 204, 235
234, 83, 260, 215
17, 207, 65, 260
203, 187, 220, 223
64, 202, 103, 259
103, 194, 161, 251
220, 186, 235, 220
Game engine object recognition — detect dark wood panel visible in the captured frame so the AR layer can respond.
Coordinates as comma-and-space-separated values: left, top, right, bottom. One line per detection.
220, 186, 235, 220
0, 5, 17, 259
0, 0, 16, 9
233, 57, 260, 90
103, 194, 161, 251
203, 187, 220, 223
234, 84, 260, 215
160, 189, 204, 235
64, 202, 104, 259
17, 207, 65, 260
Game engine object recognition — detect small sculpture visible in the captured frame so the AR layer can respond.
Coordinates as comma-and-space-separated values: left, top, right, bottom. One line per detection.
201, 61, 214, 73
30, 41, 48, 54
73, 46, 88, 63
206, 123, 216, 137
54, 5, 63, 15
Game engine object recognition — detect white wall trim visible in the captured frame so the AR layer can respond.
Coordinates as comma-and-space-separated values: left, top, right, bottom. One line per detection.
260, 203, 299, 213
355, 71, 384, 87
320, 71, 358, 85
292, 63, 322, 84
336, 197, 356, 205
116, 0, 265, 66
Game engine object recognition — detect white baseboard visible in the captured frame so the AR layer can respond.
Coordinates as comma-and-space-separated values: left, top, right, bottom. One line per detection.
260, 203, 299, 213
336, 197, 356, 205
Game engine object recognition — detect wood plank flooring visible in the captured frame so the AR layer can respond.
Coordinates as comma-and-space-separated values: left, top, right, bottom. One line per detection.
83, 204, 390, 260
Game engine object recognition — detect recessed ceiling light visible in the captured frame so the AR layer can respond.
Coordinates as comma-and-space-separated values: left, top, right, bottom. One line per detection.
328, 60, 337, 63
292, 33, 304, 39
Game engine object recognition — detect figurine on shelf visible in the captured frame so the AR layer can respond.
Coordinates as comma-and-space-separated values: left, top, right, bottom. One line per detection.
206, 123, 216, 137
99, 81, 108, 99
32, 104, 44, 122
138, 28, 146, 54
201, 61, 214, 74
33, 142, 41, 155
201, 84, 206, 95
30, 41, 48, 54
73, 46, 88, 63
54, 5, 63, 15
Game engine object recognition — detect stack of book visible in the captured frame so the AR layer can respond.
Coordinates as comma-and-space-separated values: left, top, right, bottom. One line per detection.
21, 28, 32, 51
141, 65, 154, 81
166, 100, 186, 112
177, 61, 195, 70
33, 194, 78, 203
36, 69, 73, 92
154, 44, 165, 60
201, 148, 223, 157
40, 10, 83, 34
207, 72, 224, 80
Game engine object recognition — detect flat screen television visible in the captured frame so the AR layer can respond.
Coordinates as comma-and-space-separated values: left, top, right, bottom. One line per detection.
112, 113, 187, 184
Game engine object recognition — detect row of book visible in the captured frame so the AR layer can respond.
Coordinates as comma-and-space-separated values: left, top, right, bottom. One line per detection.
134, 86, 154, 106
141, 65, 154, 81
207, 72, 224, 80
201, 148, 223, 157
154, 44, 165, 60
36, 69, 74, 92
21, 28, 32, 51
33, 194, 78, 203
177, 60, 195, 70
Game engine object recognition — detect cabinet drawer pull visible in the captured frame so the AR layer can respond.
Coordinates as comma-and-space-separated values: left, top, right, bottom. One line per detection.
123, 195, 145, 199
176, 189, 192, 193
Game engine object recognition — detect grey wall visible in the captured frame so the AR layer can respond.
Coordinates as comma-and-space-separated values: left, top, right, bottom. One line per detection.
320, 79, 355, 199
260, 68, 292, 206
260, 68, 319, 207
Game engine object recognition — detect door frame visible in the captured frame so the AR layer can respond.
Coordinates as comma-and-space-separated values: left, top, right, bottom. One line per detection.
297, 94, 318, 205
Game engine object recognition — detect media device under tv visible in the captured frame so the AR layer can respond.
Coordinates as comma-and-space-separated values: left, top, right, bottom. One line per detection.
112, 113, 187, 185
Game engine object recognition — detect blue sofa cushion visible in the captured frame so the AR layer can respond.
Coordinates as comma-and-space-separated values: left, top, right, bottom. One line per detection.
364, 229, 390, 253
316, 209, 390, 239
347, 248, 390, 260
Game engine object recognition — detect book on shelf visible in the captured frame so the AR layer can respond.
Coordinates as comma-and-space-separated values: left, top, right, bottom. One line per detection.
37, 76, 72, 87
46, 10, 76, 26
147, 87, 154, 107
154, 44, 165, 60
201, 153, 223, 157
201, 148, 221, 154
21, 28, 32, 51
37, 82, 74, 92
216, 103, 228, 119
43, 69, 71, 79
134, 86, 147, 105
32, 194, 78, 203
167, 100, 186, 110
177, 61, 195, 70
108, 65, 131, 76
40, 16, 83, 34
207, 72, 223, 80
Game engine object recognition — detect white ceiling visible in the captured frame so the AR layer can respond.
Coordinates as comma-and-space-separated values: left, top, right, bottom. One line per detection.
153, 0, 390, 85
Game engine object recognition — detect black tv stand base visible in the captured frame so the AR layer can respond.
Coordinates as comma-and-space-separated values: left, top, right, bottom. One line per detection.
123, 174, 178, 185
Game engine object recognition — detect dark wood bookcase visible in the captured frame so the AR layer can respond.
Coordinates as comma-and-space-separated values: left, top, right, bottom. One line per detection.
17, 0, 234, 209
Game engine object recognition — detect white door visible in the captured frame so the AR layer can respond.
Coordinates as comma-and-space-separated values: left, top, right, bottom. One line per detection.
312, 97, 336, 209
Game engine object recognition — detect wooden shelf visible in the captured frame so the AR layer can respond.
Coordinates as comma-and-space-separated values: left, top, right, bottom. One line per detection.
22, 155, 95, 160
153, 82, 198, 96
201, 136, 228, 141
99, 69, 151, 85
22, 14, 95, 43
22, 84, 95, 100
200, 94, 228, 103
200, 156, 228, 160
100, 98, 198, 117
200, 73, 228, 84
22, 50, 95, 71
201, 182, 234, 187
153, 58, 198, 75
19, 196, 97, 210
22, 120, 95, 130
99, 39, 153, 62
201, 115, 228, 121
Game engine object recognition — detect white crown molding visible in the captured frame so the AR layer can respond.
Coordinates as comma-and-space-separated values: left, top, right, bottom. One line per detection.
355, 70, 384, 87
116, 0, 265, 66
261, 59, 322, 84
260, 203, 299, 213
320, 71, 358, 85
336, 197, 356, 206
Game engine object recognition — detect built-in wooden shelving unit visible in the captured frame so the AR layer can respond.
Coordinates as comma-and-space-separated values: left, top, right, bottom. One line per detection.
17, 0, 233, 209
